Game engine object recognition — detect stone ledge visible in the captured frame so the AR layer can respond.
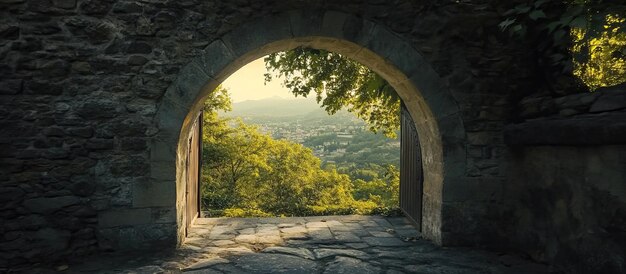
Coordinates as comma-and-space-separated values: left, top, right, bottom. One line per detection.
504, 112, 626, 145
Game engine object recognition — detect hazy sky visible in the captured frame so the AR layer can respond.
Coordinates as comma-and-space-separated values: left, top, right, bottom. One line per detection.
222, 57, 294, 102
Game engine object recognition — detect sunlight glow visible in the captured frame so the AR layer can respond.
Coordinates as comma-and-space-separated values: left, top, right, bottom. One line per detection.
222, 57, 294, 102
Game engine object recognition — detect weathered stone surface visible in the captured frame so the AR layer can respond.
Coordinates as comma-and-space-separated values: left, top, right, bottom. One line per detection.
362, 237, 409, 247
80, 0, 112, 15
184, 257, 229, 271
98, 208, 152, 227
590, 92, 626, 113
40, 59, 70, 77
0, 79, 23, 94
233, 253, 318, 273
263, 246, 315, 260
127, 41, 153, 54
506, 145, 626, 274
2, 1, 624, 272
324, 256, 380, 274
314, 248, 369, 260
76, 98, 120, 119
35, 228, 71, 252
504, 112, 626, 145
52, 0, 76, 9
23, 196, 80, 214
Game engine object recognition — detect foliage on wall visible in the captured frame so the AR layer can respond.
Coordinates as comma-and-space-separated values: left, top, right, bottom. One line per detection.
500, 0, 626, 91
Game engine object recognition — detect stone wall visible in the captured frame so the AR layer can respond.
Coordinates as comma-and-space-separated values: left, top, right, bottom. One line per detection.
0, 0, 555, 270
503, 85, 626, 273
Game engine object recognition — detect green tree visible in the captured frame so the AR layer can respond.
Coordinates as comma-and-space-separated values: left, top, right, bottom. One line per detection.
201, 86, 401, 217
264, 48, 400, 137
500, 0, 626, 91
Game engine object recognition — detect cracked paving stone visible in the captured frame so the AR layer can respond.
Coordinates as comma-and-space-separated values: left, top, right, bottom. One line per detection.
57, 216, 551, 274
183, 257, 230, 271
306, 221, 329, 228
211, 239, 236, 246
369, 231, 395, 237
345, 242, 370, 249
131, 265, 166, 273
314, 248, 370, 260
232, 253, 318, 273
334, 232, 361, 242
362, 236, 410, 247
221, 246, 254, 255
238, 228, 255, 234
323, 256, 380, 274
403, 264, 487, 274
282, 233, 309, 240
234, 234, 257, 243
257, 235, 283, 244
308, 227, 333, 240
262, 246, 315, 260
281, 226, 308, 234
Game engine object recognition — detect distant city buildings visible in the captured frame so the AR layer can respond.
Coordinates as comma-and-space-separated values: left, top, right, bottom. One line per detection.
234, 115, 398, 165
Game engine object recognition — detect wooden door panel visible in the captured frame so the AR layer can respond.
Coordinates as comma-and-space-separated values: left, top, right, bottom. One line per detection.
400, 103, 423, 231
186, 112, 202, 233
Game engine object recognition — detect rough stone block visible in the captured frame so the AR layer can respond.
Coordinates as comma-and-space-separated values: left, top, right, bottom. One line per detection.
98, 208, 152, 227
52, 0, 75, 9
198, 40, 236, 78
288, 9, 323, 38
150, 161, 176, 182
170, 63, 212, 110
152, 207, 176, 224
590, 92, 626, 113
23, 196, 80, 214
221, 14, 292, 58
0, 79, 23, 94
132, 180, 175, 208
443, 177, 504, 202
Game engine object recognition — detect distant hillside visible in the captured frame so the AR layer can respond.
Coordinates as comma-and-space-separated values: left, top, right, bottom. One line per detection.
223, 96, 325, 118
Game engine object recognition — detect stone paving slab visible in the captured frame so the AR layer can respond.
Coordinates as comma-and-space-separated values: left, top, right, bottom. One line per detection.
47, 215, 555, 273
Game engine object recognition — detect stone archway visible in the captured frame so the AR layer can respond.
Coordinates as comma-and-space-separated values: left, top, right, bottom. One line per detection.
150, 10, 465, 246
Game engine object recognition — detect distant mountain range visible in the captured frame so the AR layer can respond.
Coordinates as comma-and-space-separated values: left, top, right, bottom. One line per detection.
223, 96, 335, 118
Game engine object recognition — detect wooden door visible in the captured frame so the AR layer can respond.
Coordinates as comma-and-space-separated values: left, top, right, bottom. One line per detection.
399, 103, 423, 231
186, 111, 202, 233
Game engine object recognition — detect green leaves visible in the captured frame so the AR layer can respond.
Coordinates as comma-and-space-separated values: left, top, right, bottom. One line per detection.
569, 16, 588, 28
529, 10, 547, 21
201, 88, 400, 216
499, 18, 516, 30
264, 48, 400, 138
499, 0, 626, 91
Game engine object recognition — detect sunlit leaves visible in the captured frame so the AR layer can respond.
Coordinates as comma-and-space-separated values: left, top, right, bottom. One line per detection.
264, 48, 400, 138
200, 86, 400, 217
500, 0, 626, 91
571, 13, 626, 90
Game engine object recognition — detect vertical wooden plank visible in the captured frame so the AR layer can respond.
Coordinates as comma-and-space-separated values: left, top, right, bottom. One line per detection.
186, 112, 202, 233
400, 102, 423, 231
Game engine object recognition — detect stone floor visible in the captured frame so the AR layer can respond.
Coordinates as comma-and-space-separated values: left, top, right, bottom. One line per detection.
51, 215, 555, 273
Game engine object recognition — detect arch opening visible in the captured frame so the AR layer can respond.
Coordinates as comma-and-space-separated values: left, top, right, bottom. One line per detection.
151, 11, 465, 247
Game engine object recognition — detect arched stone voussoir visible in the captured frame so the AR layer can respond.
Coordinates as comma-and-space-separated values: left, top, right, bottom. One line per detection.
361, 25, 425, 79
168, 61, 214, 111
221, 14, 293, 59
407, 71, 461, 121
154, 94, 188, 143
292, 10, 376, 47
196, 39, 237, 79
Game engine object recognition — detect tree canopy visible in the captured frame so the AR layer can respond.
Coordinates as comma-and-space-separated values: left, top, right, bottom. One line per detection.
200, 86, 400, 217
264, 48, 400, 137
500, 0, 626, 91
